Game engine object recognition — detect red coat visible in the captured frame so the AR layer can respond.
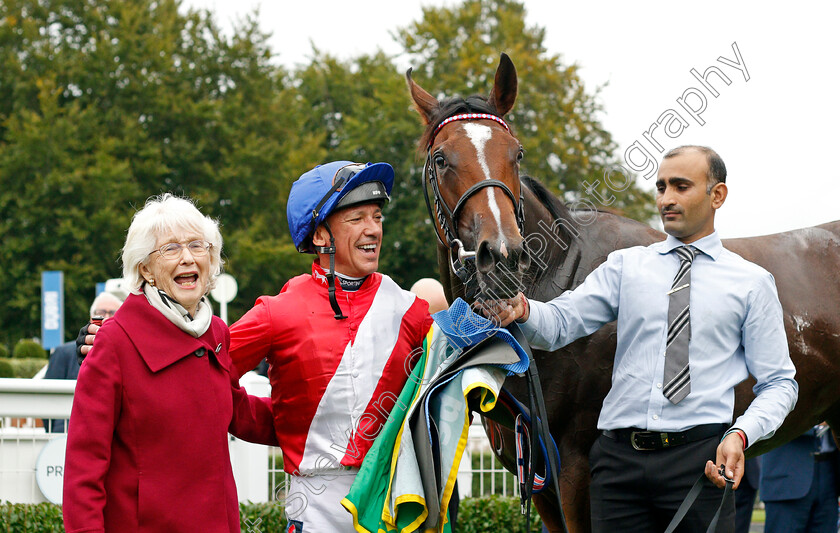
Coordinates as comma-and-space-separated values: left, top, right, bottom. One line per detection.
63, 293, 278, 533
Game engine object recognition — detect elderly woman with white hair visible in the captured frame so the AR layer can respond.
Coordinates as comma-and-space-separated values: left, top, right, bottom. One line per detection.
63, 194, 278, 533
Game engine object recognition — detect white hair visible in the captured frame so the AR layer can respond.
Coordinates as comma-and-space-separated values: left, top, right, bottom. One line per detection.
122, 193, 223, 294
89, 292, 123, 317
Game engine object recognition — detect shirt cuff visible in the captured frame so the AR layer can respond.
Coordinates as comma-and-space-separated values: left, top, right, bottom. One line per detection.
518, 299, 544, 345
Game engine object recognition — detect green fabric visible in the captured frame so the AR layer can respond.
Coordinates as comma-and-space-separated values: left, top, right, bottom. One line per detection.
342, 334, 452, 533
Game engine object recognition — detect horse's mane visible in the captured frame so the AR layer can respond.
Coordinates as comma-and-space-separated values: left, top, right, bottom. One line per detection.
417, 95, 511, 153
521, 175, 571, 221
523, 174, 618, 218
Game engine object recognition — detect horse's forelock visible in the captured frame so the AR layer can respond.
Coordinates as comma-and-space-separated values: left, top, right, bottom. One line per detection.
416, 95, 508, 154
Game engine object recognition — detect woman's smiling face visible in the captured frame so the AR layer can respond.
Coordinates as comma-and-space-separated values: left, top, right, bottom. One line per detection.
140, 229, 211, 315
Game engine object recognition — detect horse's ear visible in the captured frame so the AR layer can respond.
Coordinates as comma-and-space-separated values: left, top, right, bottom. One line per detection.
488, 53, 517, 117
406, 67, 439, 125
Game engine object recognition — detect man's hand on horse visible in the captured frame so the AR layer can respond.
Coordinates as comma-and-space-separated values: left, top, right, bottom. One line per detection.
474, 292, 529, 327
704, 431, 746, 489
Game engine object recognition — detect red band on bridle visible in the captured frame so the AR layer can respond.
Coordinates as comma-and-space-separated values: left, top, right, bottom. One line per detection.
429, 113, 510, 147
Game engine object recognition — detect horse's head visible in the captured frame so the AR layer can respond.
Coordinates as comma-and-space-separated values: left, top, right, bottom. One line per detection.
406, 53, 530, 301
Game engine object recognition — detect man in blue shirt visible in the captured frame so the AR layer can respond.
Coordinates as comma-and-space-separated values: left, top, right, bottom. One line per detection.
490, 145, 798, 532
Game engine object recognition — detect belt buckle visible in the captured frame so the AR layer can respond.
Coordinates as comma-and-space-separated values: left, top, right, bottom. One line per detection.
630, 431, 656, 451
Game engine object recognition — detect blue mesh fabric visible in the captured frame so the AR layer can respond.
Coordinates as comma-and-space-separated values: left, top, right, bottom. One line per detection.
432, 298, 530, 375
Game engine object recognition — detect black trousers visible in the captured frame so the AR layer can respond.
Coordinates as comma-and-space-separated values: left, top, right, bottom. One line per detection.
589, 432, 735, 533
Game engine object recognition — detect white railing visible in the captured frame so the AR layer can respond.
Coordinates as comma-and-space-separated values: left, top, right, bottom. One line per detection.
0, 377, 517, 505
0, 375, 271, 504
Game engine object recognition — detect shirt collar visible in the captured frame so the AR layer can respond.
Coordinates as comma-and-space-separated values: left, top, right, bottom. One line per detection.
656, 231, 722, 261
311, 260, 378, 291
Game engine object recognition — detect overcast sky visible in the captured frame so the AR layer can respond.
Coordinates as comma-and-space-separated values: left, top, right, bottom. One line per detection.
182, 0, 839, 239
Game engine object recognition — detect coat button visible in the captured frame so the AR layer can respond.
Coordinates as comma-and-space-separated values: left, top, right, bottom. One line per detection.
194, 347, 206, 357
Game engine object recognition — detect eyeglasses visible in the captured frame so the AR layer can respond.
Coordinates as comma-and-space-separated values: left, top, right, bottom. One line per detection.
312, 164, 367, 221
93, 309, 118, 318
153, 240, 212, 260
332, 163, 366, 188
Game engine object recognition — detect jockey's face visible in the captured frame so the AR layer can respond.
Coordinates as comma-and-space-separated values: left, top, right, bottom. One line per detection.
655, 149, 727, 244
313, 203, 384, 278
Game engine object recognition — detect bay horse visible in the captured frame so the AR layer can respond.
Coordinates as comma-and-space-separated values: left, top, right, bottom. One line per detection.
406, 53, 840, 532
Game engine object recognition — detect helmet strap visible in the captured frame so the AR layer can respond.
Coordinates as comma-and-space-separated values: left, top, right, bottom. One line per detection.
314, 221, 347, 320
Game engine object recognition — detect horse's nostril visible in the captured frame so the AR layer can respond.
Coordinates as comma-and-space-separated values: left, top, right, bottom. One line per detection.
476, 241, 495, 274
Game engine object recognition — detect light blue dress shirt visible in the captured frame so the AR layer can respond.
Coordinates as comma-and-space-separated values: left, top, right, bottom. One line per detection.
521, 231, 798, 447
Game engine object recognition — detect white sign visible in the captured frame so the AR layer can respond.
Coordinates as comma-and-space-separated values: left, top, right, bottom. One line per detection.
104, 277, 130, 300
36, 436, 67, 504
210, 273, 238, 325
210, 273, 238, 303
44, 291, 60, 330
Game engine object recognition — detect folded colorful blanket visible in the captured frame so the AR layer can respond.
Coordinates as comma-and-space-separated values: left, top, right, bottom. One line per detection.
342, 298, 529, 533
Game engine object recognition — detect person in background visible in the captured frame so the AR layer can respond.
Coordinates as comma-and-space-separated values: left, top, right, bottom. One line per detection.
760, 423, 839, 533
63, 194, 277, 533
43, 292, 122, 432
410, 277, 449, 314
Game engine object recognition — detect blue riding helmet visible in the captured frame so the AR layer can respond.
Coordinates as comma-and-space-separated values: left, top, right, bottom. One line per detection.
287, 161, 394, 253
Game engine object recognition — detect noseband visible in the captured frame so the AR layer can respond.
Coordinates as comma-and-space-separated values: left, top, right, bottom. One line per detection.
422, 113, 526, 285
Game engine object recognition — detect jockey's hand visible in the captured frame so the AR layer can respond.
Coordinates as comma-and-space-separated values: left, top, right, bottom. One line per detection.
75, 322, 100, 364
705, 431, 745, 489
473, 292, 529, 327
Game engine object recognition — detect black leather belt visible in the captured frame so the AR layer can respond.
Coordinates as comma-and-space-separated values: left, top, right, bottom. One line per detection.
813, 451, 837, 462
602, 423, 729, 451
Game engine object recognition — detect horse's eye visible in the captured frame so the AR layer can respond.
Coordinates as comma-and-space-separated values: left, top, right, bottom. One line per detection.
434, 154, 446, 168
516, 149, 524, 163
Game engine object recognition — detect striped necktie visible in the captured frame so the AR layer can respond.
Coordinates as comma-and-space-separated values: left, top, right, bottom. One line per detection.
663, 245, 698, 404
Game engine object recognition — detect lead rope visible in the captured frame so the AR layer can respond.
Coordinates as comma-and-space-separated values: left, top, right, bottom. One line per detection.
664, 471, 734, 533
508, 323, 568, 533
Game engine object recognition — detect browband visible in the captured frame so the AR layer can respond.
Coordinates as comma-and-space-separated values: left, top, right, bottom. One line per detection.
429, 113, 510, 148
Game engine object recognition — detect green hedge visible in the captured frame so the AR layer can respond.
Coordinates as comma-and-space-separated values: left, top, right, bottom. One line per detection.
0, 497, 542, 531
0, 358, 13, 378
0, 358, 48, 378
458, 495, 544, 532
0, 503, 64, 532
12, 340, 46, 359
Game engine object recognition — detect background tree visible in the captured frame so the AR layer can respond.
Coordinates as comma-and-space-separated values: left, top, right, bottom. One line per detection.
0, 0, 654, 348
396, 0, 654, 220
0, 0, 318, 344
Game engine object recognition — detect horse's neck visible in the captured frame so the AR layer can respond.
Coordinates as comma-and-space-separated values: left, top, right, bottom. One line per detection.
523, 198, 663, 301
572, 210, 663, 278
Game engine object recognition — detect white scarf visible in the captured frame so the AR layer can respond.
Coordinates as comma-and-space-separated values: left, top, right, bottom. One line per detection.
143, 283, 213, 338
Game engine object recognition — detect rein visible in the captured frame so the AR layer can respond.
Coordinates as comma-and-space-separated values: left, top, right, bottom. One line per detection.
422, 113, 526, 289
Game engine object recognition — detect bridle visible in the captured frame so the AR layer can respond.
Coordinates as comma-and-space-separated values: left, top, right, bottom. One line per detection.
422, 113, 526, 287
424, 120, 567, 529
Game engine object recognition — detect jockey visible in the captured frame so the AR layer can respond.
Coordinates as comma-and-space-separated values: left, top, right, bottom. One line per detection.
228, 161, 434, 532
